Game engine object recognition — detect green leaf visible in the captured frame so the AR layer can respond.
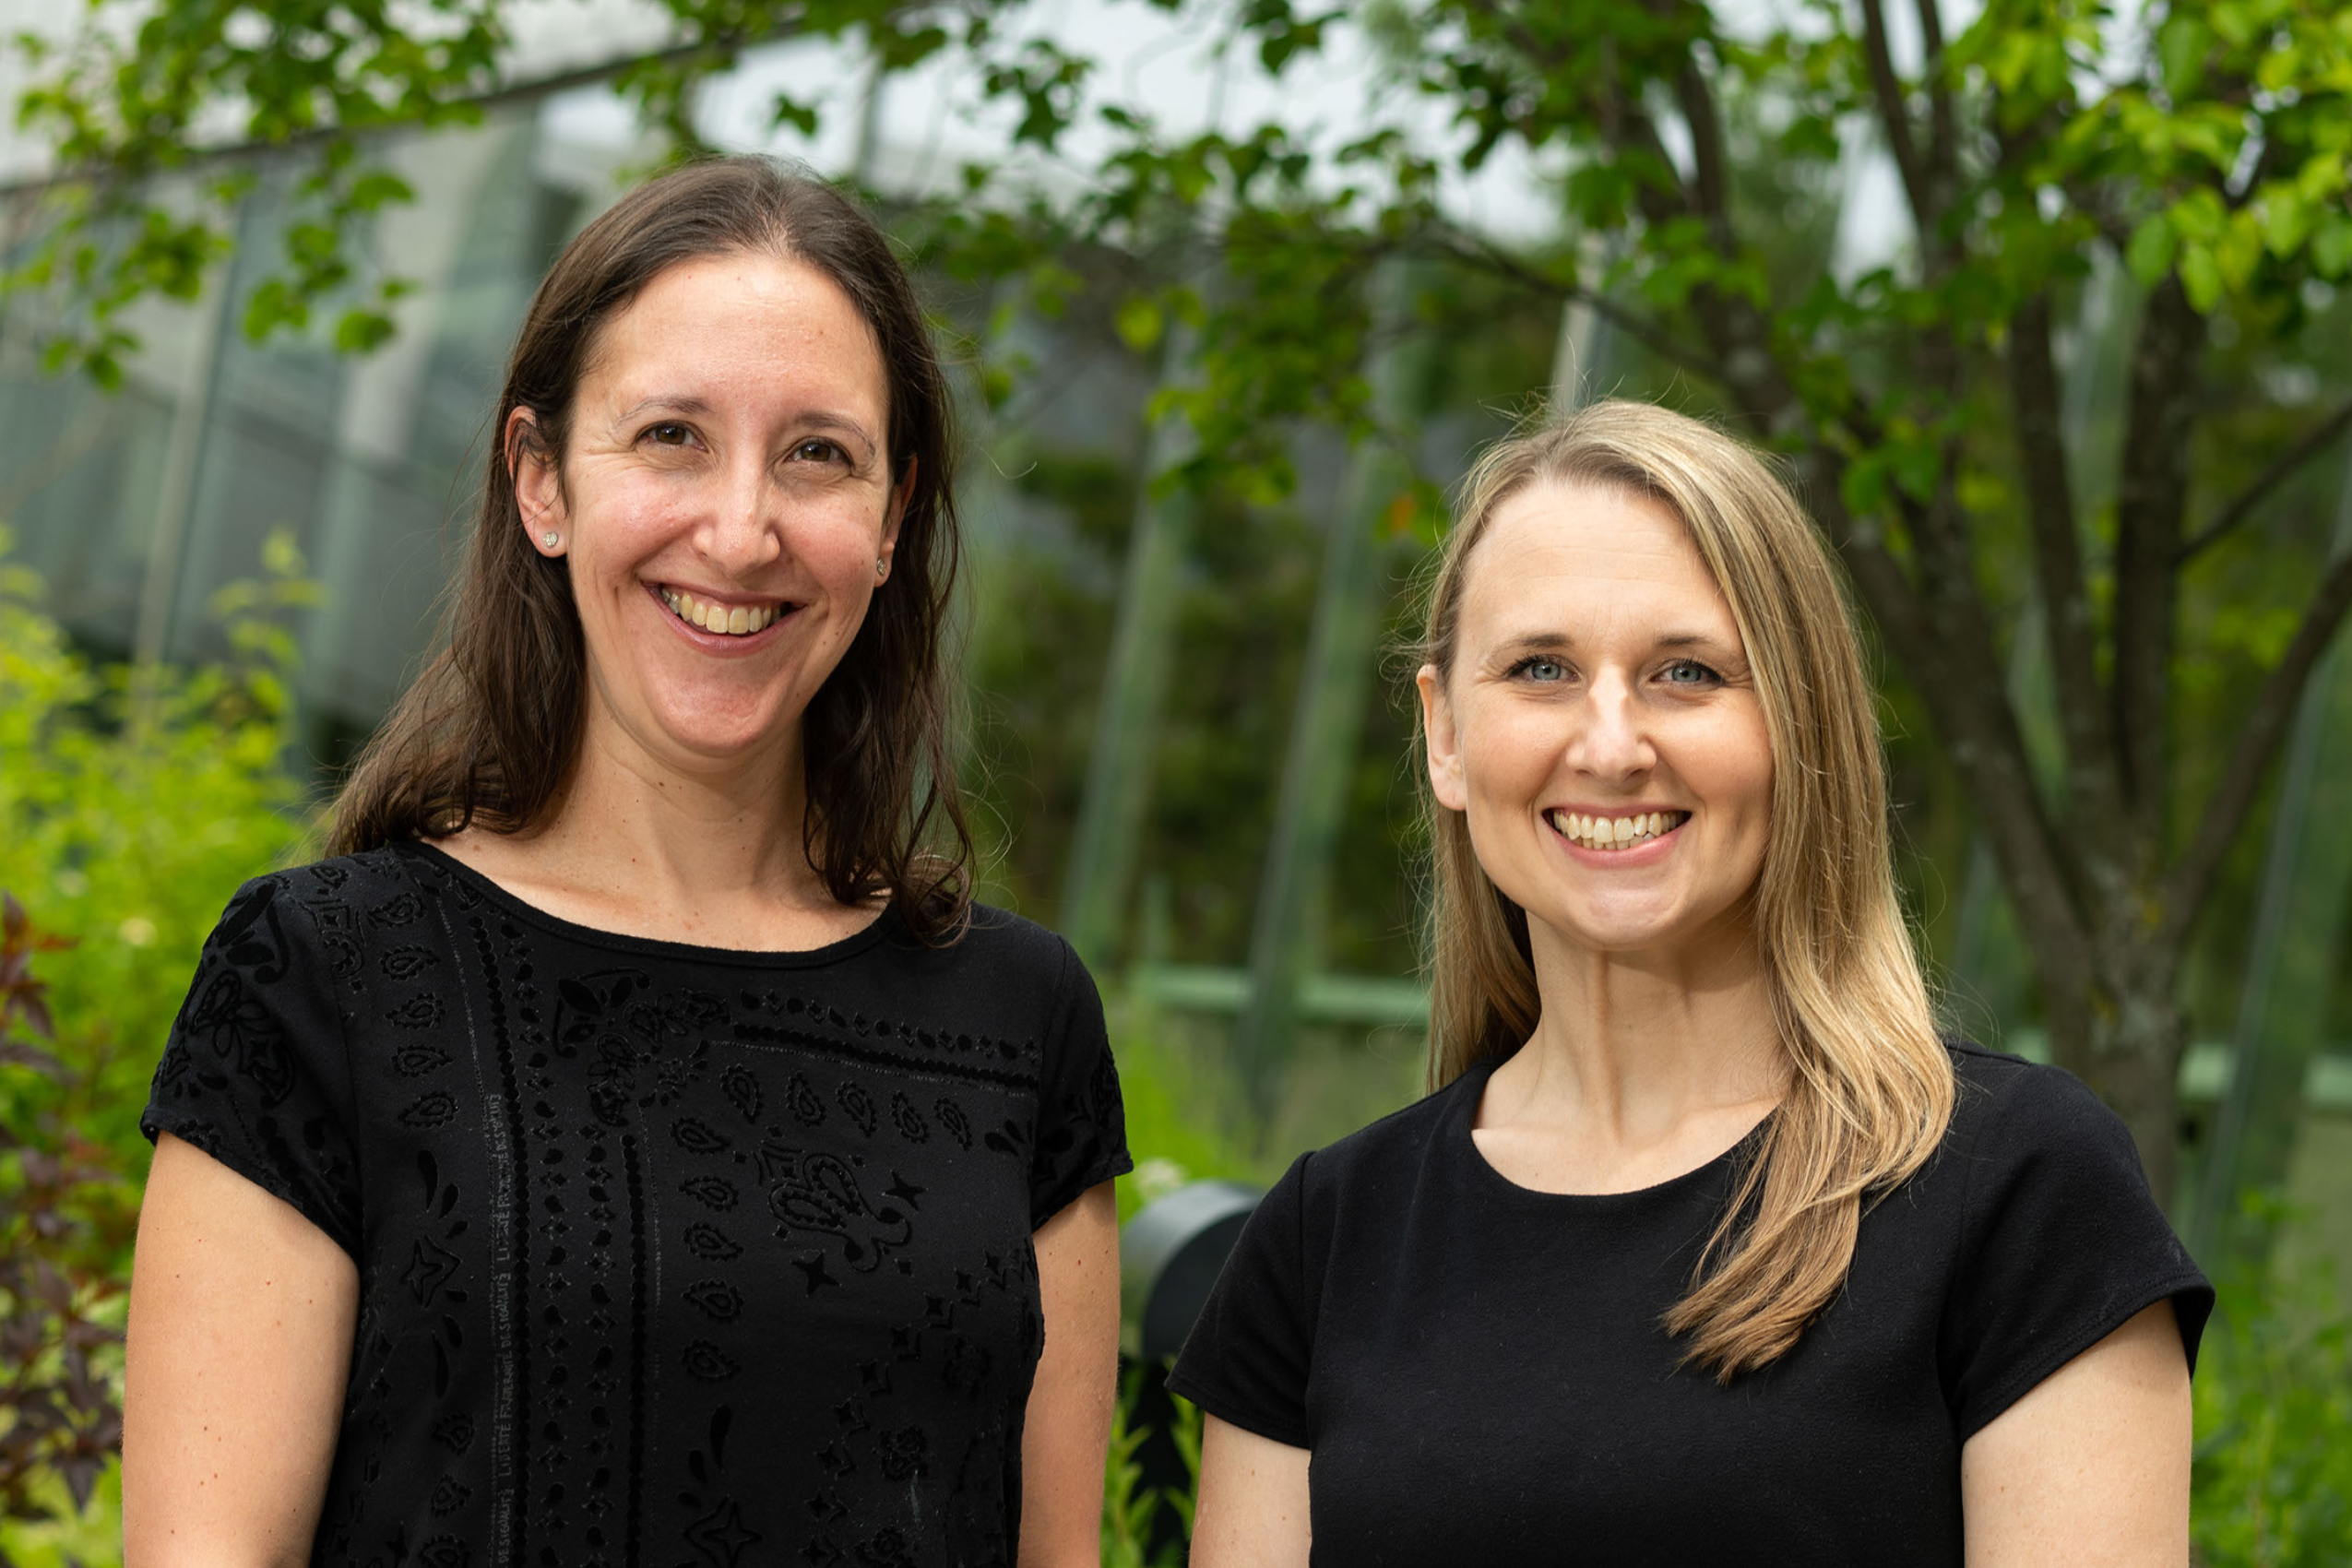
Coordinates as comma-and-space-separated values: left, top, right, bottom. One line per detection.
2179, 245, 2226, 313
1113, 295, 1163, 354
333, 307, 397, 354
2314, 217, 2352, 279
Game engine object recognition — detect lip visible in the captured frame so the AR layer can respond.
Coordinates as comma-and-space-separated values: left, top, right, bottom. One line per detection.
1544, 808, 1690, 867
645, 580, 799, 652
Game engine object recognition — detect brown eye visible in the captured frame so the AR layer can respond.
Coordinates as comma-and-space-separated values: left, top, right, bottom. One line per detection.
644, 422, 692, 445
790, 438, 846, 464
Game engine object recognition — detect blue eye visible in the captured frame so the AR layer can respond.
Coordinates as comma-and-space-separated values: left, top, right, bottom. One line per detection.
1511, 657, 1565, 682
1662, 659, 1720, 686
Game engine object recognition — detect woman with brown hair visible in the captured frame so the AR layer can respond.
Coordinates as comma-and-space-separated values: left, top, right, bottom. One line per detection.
124, 157, 1127, 1568
1169, 399, 2208, 1564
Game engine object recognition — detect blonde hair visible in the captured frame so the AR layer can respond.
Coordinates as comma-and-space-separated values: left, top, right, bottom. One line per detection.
1415, 399, 1954, 1381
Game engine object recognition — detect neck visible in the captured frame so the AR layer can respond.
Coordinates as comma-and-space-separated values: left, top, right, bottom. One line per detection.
478, 704, 864, 952
1500, 912, 1786, 1151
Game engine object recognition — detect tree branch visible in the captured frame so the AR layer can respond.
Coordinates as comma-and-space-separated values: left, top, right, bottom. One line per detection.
0, 22, 811, 200
2007, 291, 2124, 835
2176, 395, 2352, 564
2161, 546, 2352, 958
1859, 0, 1936, 239
1435, 229, 1725, 382
1914, 0, 1956, 203
1897, 457, 2096, 967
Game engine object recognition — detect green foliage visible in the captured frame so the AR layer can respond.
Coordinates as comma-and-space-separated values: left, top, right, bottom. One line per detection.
2192, 1202, 2352, 1566
0, 897, 136, 1565
0, 528, 315, 1163
1100, 1367, 1203, 1568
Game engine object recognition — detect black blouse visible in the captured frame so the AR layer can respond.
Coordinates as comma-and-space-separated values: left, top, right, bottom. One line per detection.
142, 842, 1130, 1568
1168, 1042, 2211, 1566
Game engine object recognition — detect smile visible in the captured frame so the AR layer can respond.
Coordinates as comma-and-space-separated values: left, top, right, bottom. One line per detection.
1545, 809, 1691, 851
658, 586, 791, 637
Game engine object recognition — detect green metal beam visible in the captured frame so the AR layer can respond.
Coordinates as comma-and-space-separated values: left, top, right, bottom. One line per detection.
1231, 264, 1421, 1109
1059, 328, 1200, 969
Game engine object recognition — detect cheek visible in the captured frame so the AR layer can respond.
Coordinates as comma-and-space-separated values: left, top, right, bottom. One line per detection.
1458, 705, 1562, 802
788, 501, 891, 580
1699, 717, 1776, 834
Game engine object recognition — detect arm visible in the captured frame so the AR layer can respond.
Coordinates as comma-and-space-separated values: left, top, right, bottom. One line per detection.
1960, 1301, 2191, 1567
1191, 1416, 1311, 1568
1019, 1180, 1120, 1568
123, 1133, 359, 1568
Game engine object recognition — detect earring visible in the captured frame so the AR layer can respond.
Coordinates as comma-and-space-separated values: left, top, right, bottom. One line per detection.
543, 532, 562, 551
875, 557, 887, 576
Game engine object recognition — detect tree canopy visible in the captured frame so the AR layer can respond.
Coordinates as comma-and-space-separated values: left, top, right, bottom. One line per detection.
11, 0, 2352, 1212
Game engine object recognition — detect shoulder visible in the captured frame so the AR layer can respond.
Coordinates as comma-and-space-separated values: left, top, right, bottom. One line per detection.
941, 902, 1080, 976
1924, 1038, 2178, 1258
194, 846, 437, 968
873, 901, 1099, 1050
1941, 1038, 2138, 1162
227, 844, 446, 921
1284, 1072, 1472, 1212
888, 901, 1090, 998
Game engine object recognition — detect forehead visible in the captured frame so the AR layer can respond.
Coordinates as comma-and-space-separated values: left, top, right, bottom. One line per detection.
1455, 479, 1736, 637
579, 251, 887, 412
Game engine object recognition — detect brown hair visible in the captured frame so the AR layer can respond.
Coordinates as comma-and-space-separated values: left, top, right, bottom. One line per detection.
1415, 398, 1954, 1380
331, 156, 972, 938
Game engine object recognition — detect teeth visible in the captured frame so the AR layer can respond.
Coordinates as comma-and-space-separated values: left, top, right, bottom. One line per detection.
659, 588, 780, 637
1548, 810, 1689, 850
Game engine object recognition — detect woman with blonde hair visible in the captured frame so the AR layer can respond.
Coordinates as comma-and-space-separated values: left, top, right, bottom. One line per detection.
1169, 399, 2208, 1564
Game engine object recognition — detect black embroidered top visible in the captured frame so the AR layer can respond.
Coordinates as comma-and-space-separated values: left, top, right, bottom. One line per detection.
141, 842, 1130, 1568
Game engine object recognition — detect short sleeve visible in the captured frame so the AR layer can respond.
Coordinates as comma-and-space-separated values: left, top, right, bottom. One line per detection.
1026, 940, 1131, 1228
1165, 1152, 1313, 1448
1941, 1061, 2214, 1439
142, 874, 364, 1257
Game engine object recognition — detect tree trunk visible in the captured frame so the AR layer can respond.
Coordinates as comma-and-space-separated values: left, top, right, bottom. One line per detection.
2039, 949, 2188, 1207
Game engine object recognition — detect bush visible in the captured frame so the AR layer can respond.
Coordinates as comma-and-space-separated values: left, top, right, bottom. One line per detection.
0, 529, 315, 1165
0, 894, 137, 1568
2192, 1201, 2352, 1567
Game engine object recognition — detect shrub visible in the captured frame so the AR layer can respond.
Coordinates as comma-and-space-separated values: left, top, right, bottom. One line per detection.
2192, 1200, 2352, 1567
0, 895, 137, 1566
0, 529, 315, 1165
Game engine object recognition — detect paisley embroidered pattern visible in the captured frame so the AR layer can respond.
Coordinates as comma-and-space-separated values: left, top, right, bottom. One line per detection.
139, 846, 1129, 1567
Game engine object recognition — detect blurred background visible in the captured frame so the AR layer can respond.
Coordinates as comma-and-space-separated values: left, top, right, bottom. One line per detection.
3, 0, 2349, 1560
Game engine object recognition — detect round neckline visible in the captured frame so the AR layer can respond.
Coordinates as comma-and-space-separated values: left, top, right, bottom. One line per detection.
1450, 1054, 1776, 1205
395, 837, 899, 968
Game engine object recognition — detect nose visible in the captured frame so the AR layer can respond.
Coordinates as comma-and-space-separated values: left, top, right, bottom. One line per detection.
1567, 668, 1655, 779
693, 451, 783, 575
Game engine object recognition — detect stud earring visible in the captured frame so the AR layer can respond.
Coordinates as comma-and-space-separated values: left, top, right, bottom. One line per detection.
875, 557, 887, 576
543, 532, 562, 551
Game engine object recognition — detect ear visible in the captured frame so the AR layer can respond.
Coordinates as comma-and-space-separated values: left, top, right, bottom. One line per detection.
1418, 662, 1468, 814
506, 407, 567, 553
877, 456, 914, 576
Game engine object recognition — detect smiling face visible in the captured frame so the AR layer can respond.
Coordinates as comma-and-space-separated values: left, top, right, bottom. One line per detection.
1420, 479, 1775, 963
511, 250, 904, 780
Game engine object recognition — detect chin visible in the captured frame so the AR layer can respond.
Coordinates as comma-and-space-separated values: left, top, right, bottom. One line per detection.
639, 693, 799, 762
1532, 901, 1694, 956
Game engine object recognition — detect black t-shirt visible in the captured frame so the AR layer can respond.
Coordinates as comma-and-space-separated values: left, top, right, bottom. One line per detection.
141, 842, 1130, 1568
1168, 1042, 2211, 1565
